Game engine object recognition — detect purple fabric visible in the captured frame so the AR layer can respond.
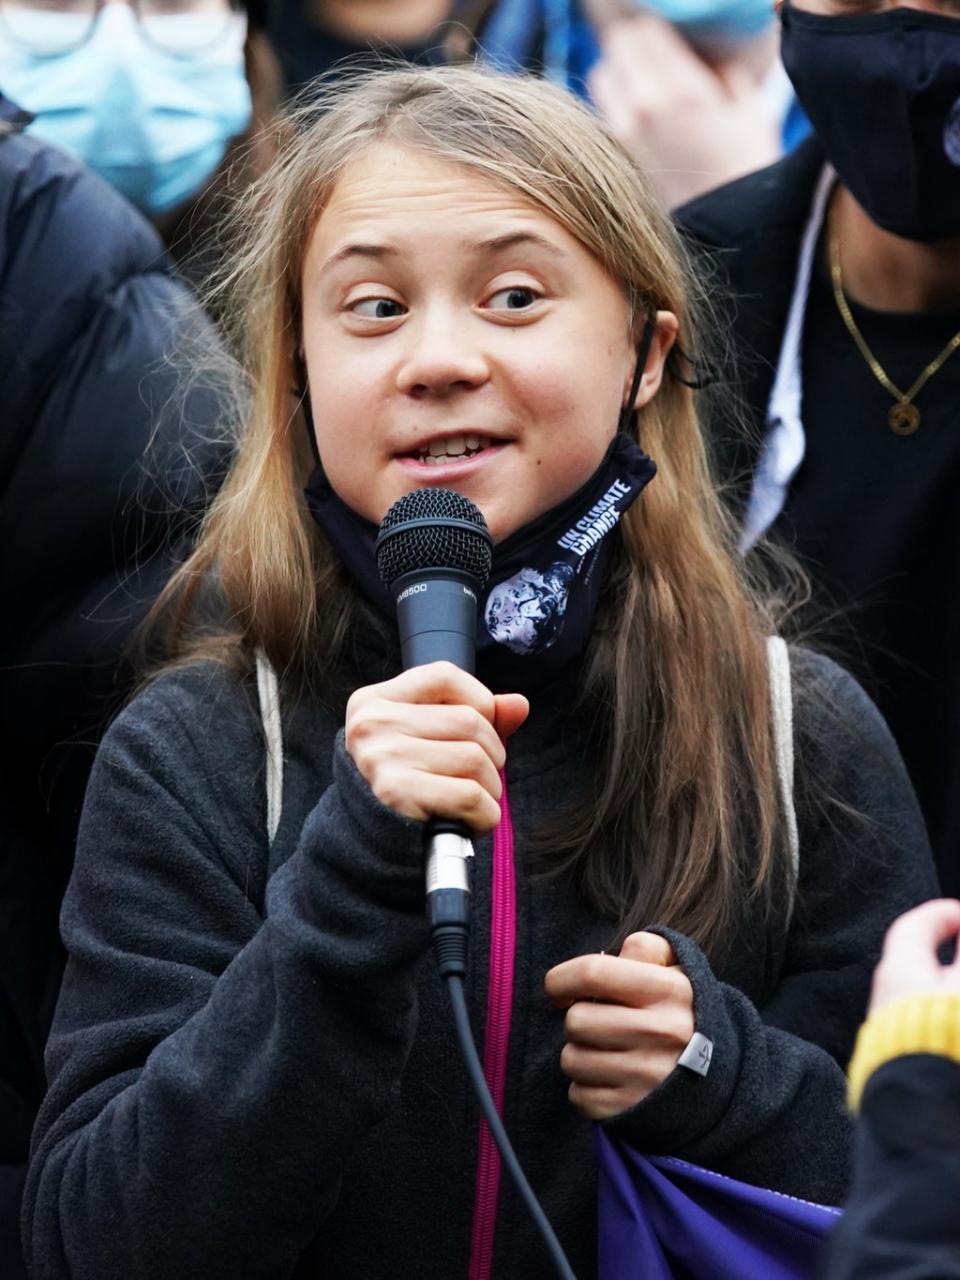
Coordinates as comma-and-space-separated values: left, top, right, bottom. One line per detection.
596, 1128, 842, 1279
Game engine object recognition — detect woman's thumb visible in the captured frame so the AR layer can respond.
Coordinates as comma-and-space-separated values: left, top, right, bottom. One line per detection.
494, 693, 530, 742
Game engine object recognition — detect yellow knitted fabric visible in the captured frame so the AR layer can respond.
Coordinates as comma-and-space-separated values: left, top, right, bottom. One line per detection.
848, 992, 960, 1112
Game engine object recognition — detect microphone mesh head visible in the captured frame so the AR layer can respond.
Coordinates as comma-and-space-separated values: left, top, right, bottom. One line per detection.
376, 489, 493, 590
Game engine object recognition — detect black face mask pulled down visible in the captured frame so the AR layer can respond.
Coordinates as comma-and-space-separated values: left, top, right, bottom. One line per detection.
304, 433, 656, 693
781, 2, 960, 243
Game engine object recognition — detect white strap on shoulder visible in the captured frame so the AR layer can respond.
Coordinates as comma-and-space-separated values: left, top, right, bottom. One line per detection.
767, 635, 799, 879
255, 649, 283, 845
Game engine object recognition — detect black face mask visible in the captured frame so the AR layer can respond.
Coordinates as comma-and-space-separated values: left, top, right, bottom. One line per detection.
781, 2, 960, 243
304, 433, 656, 693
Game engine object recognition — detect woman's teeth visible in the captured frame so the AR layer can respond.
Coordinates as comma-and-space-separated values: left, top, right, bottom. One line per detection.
416, 434, 487, 465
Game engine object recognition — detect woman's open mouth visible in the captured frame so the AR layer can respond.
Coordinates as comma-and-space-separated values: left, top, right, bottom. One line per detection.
398, 434, 506, 474
408, 433, 492, 465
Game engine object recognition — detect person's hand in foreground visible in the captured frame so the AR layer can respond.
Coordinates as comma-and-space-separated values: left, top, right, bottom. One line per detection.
868, 898, 960, 1014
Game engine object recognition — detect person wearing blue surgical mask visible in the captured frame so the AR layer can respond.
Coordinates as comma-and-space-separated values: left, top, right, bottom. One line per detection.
583, 0, 807, 208
0, 0, 282, 276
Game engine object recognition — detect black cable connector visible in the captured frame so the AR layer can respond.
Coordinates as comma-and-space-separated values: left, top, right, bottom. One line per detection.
428, 888, 470, 977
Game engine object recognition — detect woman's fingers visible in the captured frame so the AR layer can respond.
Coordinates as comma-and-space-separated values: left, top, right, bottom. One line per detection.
559, 1043, 625, 1088
373, 736, 502, 800
349, 731, 503, 830
563, 1001, 690, 1052
348, 700, 506, 769
372, 766, 502, 832
548, 933, 695, 1118
566, 1083, 627, 1122
349, 661, 497, 715
560, 1031, 694, 1118
344, 662, 520, 831
545, 950, 683, 1009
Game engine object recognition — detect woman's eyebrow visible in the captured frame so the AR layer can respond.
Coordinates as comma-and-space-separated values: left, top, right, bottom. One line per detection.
473, 231, 570, 260
320, 242, 399, 272
320, 231, 569, 274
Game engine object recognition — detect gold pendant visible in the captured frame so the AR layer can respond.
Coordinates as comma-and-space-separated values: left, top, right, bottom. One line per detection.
889, 402, 920, 435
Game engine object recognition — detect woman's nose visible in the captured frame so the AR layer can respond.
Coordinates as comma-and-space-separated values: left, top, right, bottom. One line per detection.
394, 310, 491, 398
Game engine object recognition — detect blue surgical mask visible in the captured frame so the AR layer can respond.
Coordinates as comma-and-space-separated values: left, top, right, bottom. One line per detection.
640, 0, 775, 49
0, 2, 252, 215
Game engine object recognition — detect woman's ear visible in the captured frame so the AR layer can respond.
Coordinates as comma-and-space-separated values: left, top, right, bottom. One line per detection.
627, 311, 679, 410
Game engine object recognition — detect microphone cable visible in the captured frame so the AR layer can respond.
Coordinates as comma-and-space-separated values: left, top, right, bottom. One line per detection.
432, 918, 577, 1280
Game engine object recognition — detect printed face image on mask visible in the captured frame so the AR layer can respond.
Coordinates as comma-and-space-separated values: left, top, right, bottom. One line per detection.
484, 563, 575, 655
299, 144, 676, 545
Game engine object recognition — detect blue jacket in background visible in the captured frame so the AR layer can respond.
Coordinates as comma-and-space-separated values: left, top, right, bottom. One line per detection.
476, 0, 600, 96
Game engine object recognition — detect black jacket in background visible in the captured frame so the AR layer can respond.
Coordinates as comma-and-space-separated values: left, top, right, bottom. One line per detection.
0, 94, 231, 1275
819, 1055, 960, 1278
676, 141, 960, 897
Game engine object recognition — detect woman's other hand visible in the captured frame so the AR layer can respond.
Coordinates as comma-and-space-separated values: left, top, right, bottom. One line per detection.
345, 661, 528, 832
868, 899, 960, 1014
545, 932, 695, 1119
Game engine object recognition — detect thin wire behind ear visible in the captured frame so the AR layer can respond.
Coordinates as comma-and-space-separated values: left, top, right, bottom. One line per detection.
292, 351, 321, 466
618, 315, 657, 436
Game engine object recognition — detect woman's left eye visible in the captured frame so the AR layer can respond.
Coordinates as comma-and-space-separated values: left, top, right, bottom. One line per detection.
486, 286, 541, 311
350, 297, 406, 319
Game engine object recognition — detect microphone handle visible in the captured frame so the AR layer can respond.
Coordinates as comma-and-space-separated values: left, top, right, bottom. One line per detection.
394, 570, 481, 672
392, 568, 483, 974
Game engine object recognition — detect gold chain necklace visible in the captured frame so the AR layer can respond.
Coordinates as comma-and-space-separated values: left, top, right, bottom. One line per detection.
828, 225, 960, 436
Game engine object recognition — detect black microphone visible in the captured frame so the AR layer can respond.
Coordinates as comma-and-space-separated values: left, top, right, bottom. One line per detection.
375, 487, 493, 670
376, 488, 494, 973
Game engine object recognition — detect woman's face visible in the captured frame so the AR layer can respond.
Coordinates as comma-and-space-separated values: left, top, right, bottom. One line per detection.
300, 143, 676, 543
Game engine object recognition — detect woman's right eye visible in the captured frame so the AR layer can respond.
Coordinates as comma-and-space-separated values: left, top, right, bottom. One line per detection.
349, 297, 406, 319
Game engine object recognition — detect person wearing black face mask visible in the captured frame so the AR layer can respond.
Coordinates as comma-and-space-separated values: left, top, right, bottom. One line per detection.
676, 0, 960, 900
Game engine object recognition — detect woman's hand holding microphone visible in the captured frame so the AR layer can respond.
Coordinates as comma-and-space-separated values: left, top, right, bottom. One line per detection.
345, 660, 528, 833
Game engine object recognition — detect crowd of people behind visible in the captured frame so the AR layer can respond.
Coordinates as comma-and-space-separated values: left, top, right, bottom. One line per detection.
1, 0, 959, 1277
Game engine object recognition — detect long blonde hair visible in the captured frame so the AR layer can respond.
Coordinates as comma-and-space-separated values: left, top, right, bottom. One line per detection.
147, 65, 797, 958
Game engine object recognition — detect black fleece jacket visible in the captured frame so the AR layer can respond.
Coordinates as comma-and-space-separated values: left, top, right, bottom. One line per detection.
22, 646, 936, 1279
